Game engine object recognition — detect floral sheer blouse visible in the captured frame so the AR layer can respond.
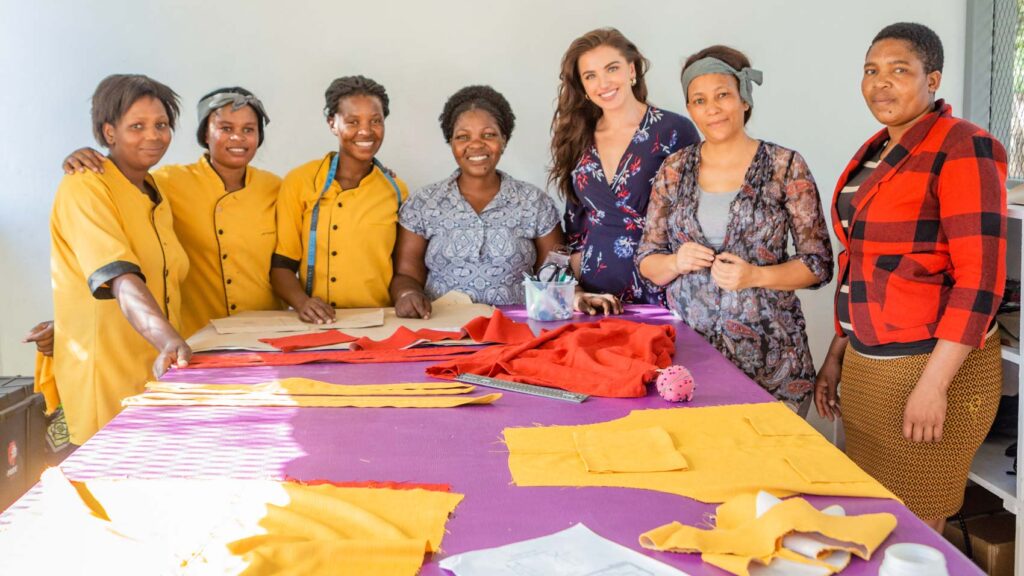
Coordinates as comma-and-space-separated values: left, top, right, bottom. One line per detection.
637, 141, 833, 403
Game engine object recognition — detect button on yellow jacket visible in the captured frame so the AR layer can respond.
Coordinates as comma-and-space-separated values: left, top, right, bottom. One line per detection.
273, 153, 407, 308
155, 155, 282, 337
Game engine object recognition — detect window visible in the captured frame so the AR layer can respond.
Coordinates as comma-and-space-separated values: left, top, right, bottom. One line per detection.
966, 0, 1024, 183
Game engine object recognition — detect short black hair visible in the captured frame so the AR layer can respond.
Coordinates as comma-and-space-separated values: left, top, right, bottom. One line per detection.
91, 74, 180, 148
439, 85, 515, 143
872, 22, 944, 73
196, 86, 267, 148
323, 75, 390, 118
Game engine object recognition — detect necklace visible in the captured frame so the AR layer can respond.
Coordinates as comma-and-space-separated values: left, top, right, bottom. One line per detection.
879, 139, 897, 161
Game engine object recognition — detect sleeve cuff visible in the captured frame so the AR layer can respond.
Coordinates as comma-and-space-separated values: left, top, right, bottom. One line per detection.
88, 261, 144, 299
271, 253, 300, 272
792, 254, 833, 290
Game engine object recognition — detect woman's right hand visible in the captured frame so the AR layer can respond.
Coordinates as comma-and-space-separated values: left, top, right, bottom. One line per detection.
814, 344, 846, 421
153, 337, 191, 378
298, 296, 336, 324
674, 242, 715, 275
395, 290, 432, 319
63, 147, 106, 174
23, 321, 55, 356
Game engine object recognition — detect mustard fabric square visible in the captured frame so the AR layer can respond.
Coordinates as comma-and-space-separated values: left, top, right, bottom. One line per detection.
505, 402, 898, 503
573, 426, 688, 473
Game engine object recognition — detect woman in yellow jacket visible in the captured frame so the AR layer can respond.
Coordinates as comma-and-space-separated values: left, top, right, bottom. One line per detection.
63, 87, 282, 337
271, 76, 408, 323
51, 74, 190, 445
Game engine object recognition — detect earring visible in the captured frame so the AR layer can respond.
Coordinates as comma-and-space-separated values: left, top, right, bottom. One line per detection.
631, 77, 637, 86
585, 94, 591, 101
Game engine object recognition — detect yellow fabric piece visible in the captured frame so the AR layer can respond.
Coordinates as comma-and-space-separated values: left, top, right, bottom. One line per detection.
236, 539, 426, 576
275, 153, 409, 308
50, 160, 189, 445
146, 378, 475, 396
639, 493, 896, 576
745, 412, 816, 437
154, 156, 283, 338
2, 468, 461, 576
505, 402, 898, 502
704, 547, 842, 576
33, 352, 60, 415
574, 427, 688, 473
123, 391, 501, 408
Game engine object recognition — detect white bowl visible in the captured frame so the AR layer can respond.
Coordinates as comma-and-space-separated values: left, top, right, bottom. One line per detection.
878, 543, 948, 576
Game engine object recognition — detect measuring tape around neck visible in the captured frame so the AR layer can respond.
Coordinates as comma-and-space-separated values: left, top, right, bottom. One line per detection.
304, 154, 403, 297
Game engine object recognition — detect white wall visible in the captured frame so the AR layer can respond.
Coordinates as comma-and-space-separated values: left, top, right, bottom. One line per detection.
0, 0, 967, 375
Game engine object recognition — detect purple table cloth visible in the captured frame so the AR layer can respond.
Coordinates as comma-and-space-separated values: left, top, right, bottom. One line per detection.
20, 306, 981, 575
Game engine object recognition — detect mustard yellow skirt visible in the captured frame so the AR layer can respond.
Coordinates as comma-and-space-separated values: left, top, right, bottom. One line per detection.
841, 331, 1002, 519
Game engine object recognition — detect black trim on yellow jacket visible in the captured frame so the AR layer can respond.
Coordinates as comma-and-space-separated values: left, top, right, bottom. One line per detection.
88, 261, 144, 299
271, 253, 300, 272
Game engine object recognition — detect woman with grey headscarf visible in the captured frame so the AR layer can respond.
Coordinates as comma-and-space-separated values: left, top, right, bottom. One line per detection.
637, 45, 833, 413
62, 86, 282, 337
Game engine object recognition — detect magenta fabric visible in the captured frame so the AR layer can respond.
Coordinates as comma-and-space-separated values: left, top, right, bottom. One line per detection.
3, 306, 981, 576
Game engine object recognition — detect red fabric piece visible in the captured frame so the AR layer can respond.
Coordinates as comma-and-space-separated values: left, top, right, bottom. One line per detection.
283, 476, 451, 492
349, 326, 463, 351
185, 346, 485, 369
258, 330, 357, 352
426, 319, 675, 398
462, 309, 536, 344
257, 310, 531, 353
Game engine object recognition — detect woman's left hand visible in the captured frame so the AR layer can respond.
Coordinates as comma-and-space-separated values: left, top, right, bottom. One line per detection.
710, 252, 762, 291
573, 292, 623, 315
902, 382, 948, 442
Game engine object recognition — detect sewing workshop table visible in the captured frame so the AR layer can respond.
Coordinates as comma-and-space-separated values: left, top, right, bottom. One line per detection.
4, 306, 980, 575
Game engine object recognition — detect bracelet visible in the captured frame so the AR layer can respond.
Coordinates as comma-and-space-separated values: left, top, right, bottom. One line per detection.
396, 290, 423, 301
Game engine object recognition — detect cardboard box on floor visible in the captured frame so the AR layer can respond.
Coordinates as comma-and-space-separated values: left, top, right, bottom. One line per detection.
944, 485, 1015, 576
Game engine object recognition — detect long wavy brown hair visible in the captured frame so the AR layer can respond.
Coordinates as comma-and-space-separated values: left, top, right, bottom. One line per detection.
549, 28, 650, 202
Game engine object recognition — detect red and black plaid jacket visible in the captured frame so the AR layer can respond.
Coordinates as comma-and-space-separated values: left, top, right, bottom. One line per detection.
831, 100, 1007, 348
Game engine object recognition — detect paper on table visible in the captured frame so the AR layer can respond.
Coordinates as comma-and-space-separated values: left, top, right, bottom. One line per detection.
189, 292, 495, 352
210, 308, 385, 334
438, 523, 688, 576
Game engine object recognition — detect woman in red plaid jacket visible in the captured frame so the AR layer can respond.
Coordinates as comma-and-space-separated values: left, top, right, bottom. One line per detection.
814, 22, 1008, 530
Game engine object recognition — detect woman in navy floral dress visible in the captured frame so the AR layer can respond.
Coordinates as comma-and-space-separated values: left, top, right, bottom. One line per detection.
550, 28, 699, 309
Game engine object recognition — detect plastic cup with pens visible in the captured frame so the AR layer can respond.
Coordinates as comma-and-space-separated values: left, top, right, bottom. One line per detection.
523, 248, 576, 321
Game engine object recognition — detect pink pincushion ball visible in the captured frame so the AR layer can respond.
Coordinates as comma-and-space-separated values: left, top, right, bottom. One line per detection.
655, 365, 695, 402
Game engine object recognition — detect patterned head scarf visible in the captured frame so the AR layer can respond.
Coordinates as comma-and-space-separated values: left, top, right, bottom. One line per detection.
197, 92, 270, 127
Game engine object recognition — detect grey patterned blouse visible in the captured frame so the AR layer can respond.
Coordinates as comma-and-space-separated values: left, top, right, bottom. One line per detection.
400, 170, 560, 305
637, 141, 833, 404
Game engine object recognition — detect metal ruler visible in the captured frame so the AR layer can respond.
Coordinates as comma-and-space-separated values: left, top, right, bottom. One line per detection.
455, 373, 588, 403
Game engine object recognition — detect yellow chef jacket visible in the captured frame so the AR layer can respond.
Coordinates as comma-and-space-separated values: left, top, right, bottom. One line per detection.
154, 155, 282, 337
273, 153, 408, 308
50, 160, 188, 445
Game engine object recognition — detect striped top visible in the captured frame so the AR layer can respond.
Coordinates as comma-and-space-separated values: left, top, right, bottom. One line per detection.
836, 146, 937, 357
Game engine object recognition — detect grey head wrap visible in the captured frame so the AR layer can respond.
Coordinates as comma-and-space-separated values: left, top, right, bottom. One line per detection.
680, 57, 763, 106
197, 92, 271, 127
